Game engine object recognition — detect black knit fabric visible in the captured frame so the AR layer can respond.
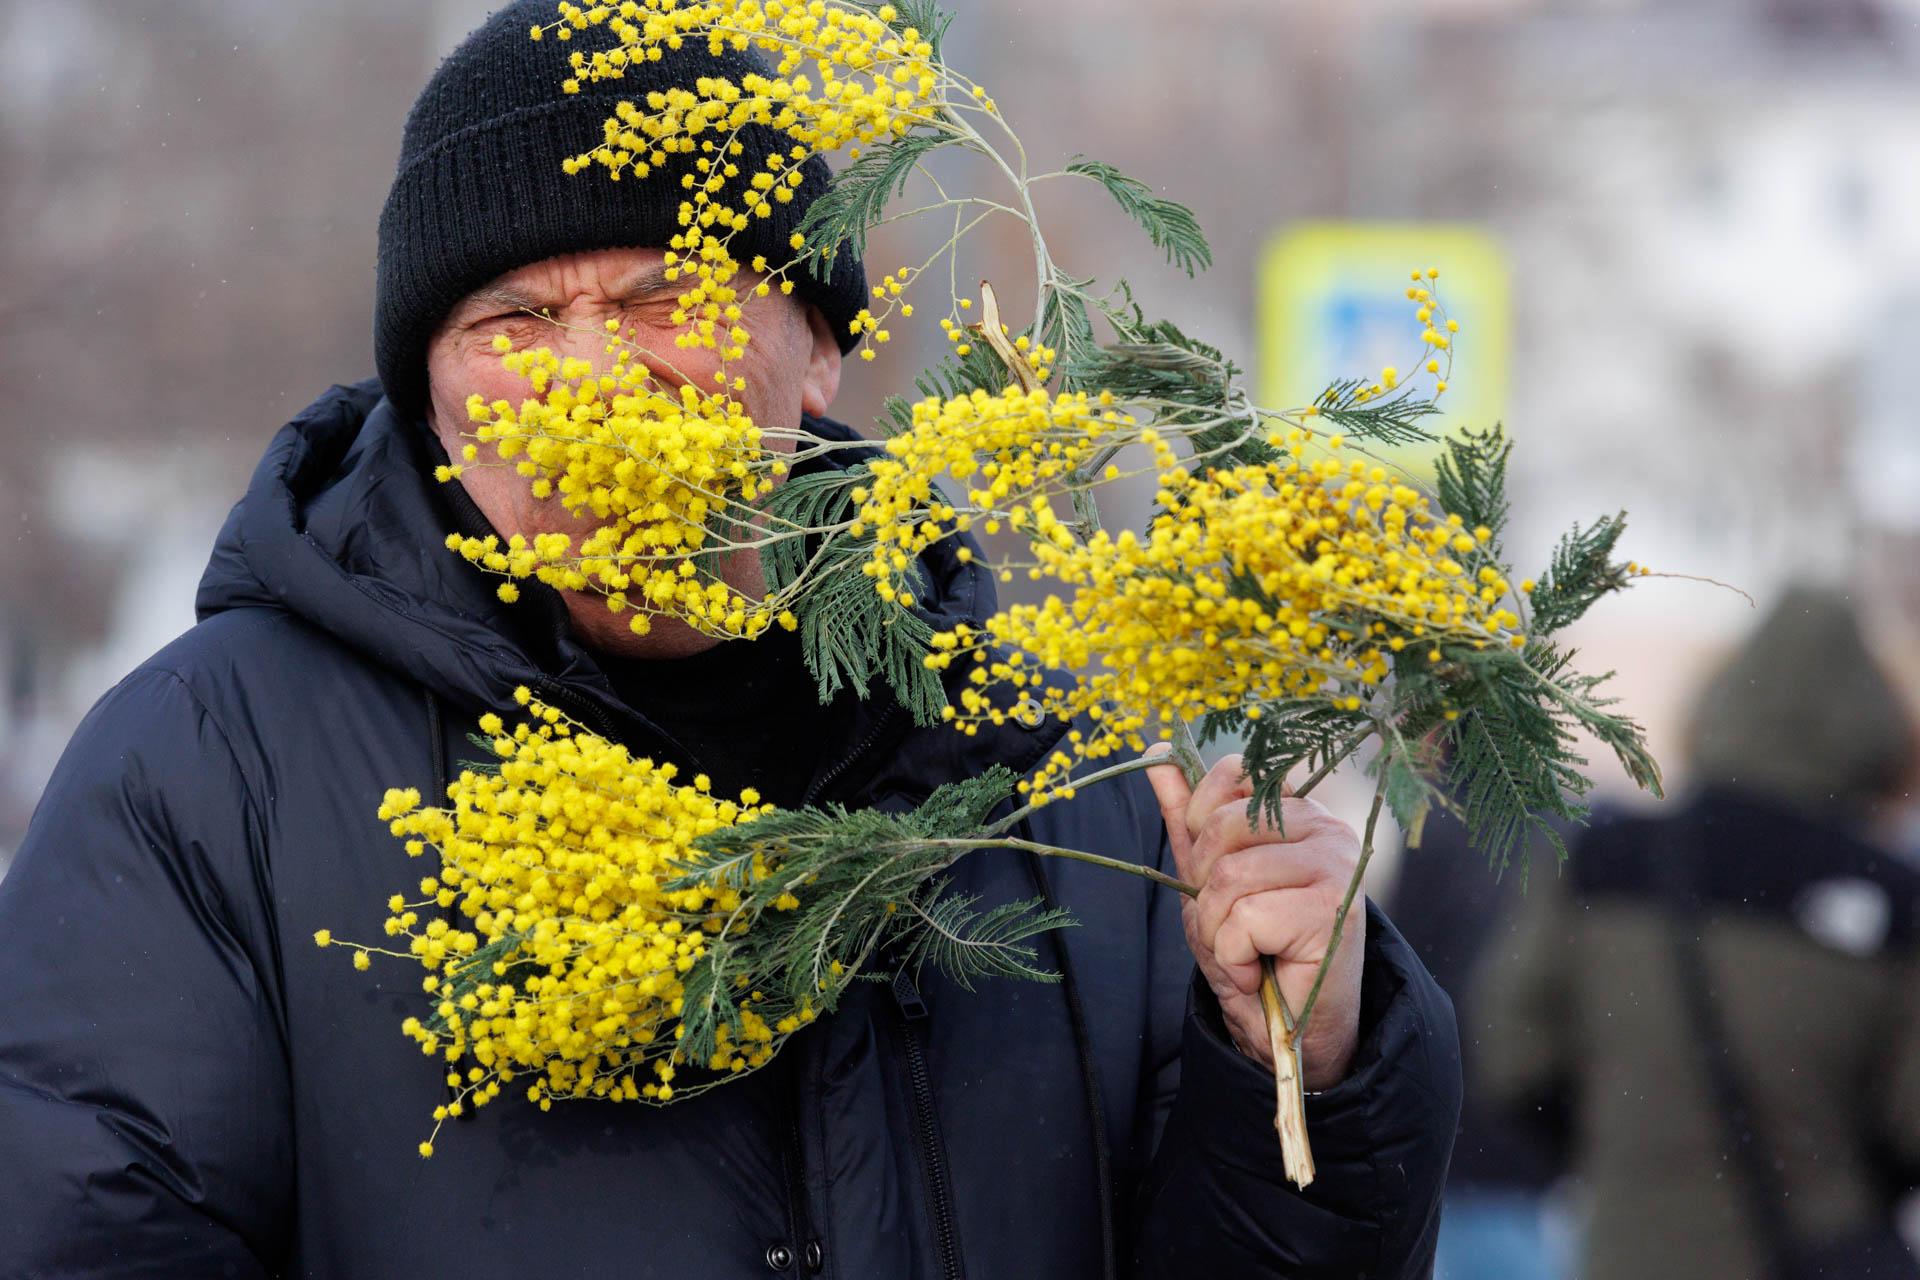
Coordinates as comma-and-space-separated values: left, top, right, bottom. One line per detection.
375, 0, 867, 416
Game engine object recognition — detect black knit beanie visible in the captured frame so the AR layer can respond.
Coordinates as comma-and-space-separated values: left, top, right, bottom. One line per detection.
375, 0, 868, 417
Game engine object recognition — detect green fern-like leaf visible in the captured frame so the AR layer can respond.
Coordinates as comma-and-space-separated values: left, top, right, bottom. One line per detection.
670, 765, 1033, 1059
1524, 642, 1662, 798
1040, 279, 1099, 377
1375, 727, 1443, 848
1063, 320, 1277, 469
1064, 158, 1213, 276
1444, 698, 1581, 875
899, 888, 1076, 990
1526, 512, 1632, 635
1433, 423, 1513, 545
1310, 378, 1442, 447
1068, 323, 1235, 404
758, 464, 947, 725
1432, 639, 1653, 876
910, 765, 1021, 834
797, 131, 951, 279
1200, 701, 1374, 831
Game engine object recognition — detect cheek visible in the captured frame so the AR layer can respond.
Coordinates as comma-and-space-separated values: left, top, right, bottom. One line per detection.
733, 327, 809, 433
428, 344, 521, 422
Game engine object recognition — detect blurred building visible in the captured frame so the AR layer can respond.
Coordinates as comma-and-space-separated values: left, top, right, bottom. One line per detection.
3, 0, 1918, 866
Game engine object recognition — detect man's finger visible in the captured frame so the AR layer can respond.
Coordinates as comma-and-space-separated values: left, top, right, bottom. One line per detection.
1211, 889, 1353, 993
1190, 839, 1348, 954
1143, 743, 1198, 883
1186, 795, 1345, 890
1198, 793, 1342, 857
1183, 754, 1252, 843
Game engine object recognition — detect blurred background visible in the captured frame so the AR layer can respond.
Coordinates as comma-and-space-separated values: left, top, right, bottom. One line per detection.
4, 1, 1919, 1275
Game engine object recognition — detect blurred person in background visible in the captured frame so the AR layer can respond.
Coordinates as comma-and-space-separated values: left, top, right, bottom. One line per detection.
1390, 805, 1571, 1280
1476, 583, 1920, 1280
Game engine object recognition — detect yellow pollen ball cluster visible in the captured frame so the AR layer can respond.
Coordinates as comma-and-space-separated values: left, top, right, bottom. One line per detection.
926, 433, 1524, 802
455, 346, 789, 639
1338, 267, 1457, 408
554, 1, 938, 165
332, 692, 806, 1154
850, 386, 1133, 608
551, 0, 941, 367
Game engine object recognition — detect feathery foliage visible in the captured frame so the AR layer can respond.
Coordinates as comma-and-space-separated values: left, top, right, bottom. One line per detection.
760, 466, 947, 724
1069, 322, 1234, 408
1310, 378, 1443, 447
1424, 638, 1660, 876
1526, 513, 1632, 635
1040, 277, 1099, 378
1199, 701, 1374, 831
1433, 423, 1512, 537
672, 766, 1079, 1059
797, 131, 952, 277
1066, 321, 1277, 469
1373, 723, 1448, 849
1065, 157, 1213, 276
1437, 645, 1591, 872
900, 887, 1077, 989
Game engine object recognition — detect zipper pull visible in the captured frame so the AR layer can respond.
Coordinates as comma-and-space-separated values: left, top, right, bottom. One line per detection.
891, 970, 929, 1022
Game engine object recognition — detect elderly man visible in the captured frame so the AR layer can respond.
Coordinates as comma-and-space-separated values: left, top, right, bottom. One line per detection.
0, 4, 1458, 1276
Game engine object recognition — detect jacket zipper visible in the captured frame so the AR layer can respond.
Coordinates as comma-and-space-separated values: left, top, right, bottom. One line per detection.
892, 971, 964, 1280
782, 1087, 813, 1277
532, 675, 624, 743
801, 702, 902, 807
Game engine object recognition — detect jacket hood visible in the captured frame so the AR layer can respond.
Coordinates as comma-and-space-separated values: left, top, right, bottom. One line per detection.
1687, 583, 1916, 814
196, 379, 999, 770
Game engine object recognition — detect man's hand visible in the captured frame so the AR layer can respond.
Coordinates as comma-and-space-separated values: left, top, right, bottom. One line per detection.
1146, 750, 1366, 1090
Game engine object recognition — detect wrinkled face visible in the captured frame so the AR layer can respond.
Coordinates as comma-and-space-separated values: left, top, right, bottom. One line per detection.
424, 245, 842, 658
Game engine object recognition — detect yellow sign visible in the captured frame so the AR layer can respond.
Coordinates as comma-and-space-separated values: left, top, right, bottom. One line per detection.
1257, 222, 1511, 477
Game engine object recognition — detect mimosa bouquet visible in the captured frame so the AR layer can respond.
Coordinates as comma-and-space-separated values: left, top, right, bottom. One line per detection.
321, 0, 1662, 1187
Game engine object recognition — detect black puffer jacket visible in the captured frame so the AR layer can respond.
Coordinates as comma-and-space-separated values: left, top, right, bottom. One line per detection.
0, 382, 1459, 1279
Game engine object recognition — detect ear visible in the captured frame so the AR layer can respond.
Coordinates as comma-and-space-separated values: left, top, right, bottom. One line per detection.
420, 330, 461, 455
798, 302, 842, 419
421, 380, 470, 465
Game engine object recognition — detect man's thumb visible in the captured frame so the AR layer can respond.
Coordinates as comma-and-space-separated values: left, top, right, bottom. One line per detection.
1143, 743, 1197, 877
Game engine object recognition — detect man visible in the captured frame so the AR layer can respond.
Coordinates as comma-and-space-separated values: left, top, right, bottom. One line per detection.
0, 5, 1459, 1276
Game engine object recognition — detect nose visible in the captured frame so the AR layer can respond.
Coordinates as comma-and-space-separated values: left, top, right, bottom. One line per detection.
526, 315, 680, 397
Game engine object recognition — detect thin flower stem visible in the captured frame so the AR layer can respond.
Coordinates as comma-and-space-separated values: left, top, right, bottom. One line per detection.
923, 837, 1197, 898
944, 103, 1051, 342
1292, 726, 1376, 799
981, 753, 1169, 838
1294, 768, 1388, 1034
1169, 719, 1207, 788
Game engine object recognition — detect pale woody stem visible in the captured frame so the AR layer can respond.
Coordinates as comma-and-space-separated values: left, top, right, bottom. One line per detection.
1165, 719, 1311, 1184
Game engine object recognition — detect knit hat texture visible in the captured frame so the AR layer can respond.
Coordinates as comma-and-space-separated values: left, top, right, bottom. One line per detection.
375, 0, 867, 415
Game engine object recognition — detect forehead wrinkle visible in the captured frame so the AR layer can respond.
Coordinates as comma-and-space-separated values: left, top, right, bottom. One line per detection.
609, 262, 677, 300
